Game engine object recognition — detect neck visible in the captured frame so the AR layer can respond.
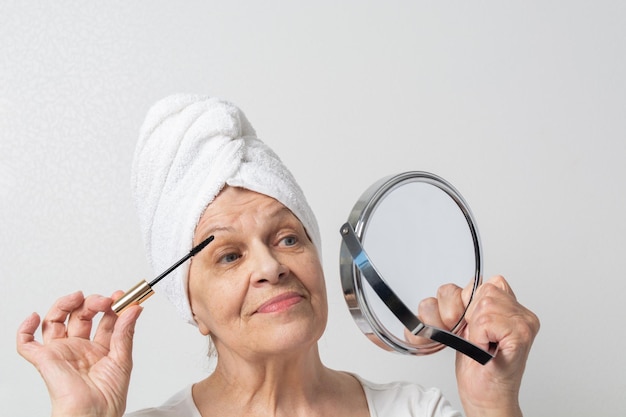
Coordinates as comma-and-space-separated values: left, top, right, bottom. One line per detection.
194, 343, 339, 415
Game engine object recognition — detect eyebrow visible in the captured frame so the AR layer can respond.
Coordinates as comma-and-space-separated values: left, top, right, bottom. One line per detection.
273, 206, 296, 219
269, 206, 304, 227
193, 205, 299, 244
194, 226, 233, 245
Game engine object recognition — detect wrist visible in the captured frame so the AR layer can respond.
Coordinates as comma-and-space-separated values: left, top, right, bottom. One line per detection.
51, 406, 121, 417
461, 400, 522, 417
51, 411, 107, 417
458, 376, 523, 417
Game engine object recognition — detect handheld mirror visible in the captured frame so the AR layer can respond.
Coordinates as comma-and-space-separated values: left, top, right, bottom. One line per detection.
339, 171, 496, 364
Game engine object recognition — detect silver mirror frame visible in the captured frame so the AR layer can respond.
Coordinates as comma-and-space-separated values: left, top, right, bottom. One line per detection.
339, 171, 484, 356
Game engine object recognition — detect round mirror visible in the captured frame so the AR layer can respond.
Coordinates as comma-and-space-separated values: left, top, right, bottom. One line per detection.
339, 172, 494, 364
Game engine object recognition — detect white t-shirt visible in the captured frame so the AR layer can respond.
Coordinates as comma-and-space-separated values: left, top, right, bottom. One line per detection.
124, 375, 461, 417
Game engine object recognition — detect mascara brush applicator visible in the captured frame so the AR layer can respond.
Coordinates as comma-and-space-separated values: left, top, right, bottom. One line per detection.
112, 235, 214, 314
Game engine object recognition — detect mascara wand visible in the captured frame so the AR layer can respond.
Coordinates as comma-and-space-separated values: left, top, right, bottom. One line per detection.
112, 235, 215, 314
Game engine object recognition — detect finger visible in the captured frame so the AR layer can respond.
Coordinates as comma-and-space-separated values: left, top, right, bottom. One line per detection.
93, 291, 125, 348
111, 290, 124, 301
407, 297, 449, 347
403, 327, 433, 347
94, 308, 117, 349
66, 294, 112, 339
464, 281, 527, 350
436, 283, 466, 330
483, 275, 516, 299
42, 291, 85, 344
417, 297, 446, 329
404, 297, 443, 346
461, 277, 476, 307
108, 305, 142, 369
16, 312, 43, 362
465, 306, 538, 365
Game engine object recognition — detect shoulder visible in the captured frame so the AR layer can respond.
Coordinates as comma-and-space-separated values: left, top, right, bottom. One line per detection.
353, 374, 462, 417
124, 386, 201, 417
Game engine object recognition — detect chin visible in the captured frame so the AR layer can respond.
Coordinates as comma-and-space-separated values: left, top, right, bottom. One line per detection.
254, 320, 325, 354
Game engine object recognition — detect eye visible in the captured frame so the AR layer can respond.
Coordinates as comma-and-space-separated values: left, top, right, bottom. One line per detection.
219, 252, 241, 264
280, 235, 298, 247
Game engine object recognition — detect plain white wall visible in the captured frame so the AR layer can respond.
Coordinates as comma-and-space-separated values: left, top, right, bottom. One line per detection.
2, 2, 625, 416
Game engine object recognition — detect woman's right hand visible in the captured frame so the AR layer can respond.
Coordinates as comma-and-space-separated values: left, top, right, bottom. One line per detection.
16, 291, 142, 417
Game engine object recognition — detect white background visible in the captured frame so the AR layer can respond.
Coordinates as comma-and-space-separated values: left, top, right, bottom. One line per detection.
2, 2, 625, 416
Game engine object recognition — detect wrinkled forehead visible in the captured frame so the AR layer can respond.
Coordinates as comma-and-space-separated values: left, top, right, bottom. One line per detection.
193, 186, 303, 243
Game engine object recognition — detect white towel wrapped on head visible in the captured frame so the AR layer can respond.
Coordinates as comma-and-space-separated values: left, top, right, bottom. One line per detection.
131, 94, 321, 325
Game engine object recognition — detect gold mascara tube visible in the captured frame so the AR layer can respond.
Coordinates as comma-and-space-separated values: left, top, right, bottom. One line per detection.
112, 235, 214, 314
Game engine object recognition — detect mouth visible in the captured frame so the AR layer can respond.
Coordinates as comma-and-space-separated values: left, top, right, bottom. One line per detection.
255, 291, 304, 314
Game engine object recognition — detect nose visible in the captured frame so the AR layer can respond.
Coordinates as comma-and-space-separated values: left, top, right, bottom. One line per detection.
249, 244, 289, 286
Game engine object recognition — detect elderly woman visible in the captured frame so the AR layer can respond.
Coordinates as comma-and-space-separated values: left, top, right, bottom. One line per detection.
17, 95, 539, 417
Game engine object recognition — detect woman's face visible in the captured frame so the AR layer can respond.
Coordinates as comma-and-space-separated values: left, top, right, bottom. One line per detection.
188, 186, 327, 358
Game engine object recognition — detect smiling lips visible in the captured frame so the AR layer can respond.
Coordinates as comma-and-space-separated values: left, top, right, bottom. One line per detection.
256, 292, 304, 314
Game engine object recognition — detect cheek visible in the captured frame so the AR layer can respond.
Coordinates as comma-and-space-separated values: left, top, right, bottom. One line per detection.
306, 256, 325, 285
297, 256, 327, 300
189, 273, 247, 327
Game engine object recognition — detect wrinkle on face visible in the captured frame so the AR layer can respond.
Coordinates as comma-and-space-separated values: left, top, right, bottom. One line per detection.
187, 186, 327, 358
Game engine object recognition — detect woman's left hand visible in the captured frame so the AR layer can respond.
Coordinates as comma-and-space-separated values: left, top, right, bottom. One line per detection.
404, 275, 539, 417
455, 275, 540, 417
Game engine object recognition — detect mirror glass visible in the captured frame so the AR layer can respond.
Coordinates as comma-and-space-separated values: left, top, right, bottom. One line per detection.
340, 172, 493, 363
363, 181, 475, 345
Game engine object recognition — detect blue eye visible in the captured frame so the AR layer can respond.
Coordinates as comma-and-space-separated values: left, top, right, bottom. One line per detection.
281, 236, 298, 247
220, 253, 240, 263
